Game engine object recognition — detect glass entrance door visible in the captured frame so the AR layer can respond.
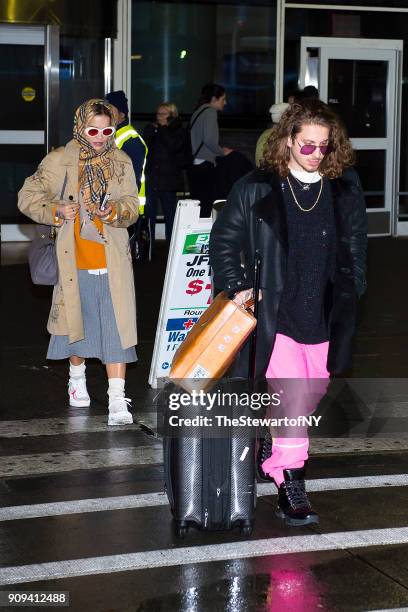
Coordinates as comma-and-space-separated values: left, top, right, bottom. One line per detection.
0, 24, 59, 240
300, 37, 403, 236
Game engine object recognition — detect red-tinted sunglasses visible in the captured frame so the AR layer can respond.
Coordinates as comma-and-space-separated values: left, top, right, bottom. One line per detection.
84, 126, 116, 137
296, 139, 333, 155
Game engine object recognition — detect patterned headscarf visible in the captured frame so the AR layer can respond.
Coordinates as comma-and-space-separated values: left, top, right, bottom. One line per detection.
73, 99, 117, 213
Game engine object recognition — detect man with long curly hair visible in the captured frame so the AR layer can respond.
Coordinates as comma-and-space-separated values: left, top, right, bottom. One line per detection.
210, 99, 367, 526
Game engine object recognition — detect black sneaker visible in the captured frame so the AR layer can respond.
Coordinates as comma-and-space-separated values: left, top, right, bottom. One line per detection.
256, 432, 274, 482
276, 467, 319, 526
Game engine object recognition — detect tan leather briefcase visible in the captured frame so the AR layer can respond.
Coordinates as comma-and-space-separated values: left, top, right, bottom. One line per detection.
169, 291, 256, 392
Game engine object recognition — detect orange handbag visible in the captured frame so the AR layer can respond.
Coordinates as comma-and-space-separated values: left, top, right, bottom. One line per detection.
169, 291, 256, 392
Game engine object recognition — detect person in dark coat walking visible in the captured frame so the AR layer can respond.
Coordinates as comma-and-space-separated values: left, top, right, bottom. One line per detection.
209, 99, 367, 526
143, 102, 188, 247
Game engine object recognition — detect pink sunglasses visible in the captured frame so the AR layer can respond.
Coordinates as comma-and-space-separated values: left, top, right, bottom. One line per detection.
296, 139, 333, 155
84, 126, 116, 138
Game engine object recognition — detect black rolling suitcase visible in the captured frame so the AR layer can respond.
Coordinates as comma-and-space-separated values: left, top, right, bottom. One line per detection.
163, 247, 262, 538
164, 420, 256, 537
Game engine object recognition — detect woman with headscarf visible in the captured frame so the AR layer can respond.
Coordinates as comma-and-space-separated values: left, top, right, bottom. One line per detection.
18, 99, 139, 426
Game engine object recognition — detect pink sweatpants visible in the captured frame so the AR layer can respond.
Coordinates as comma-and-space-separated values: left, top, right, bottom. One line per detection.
262, 333, 330, 486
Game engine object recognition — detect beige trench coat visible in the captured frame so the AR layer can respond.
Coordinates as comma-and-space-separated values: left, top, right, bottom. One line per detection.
18, 139, 139, 349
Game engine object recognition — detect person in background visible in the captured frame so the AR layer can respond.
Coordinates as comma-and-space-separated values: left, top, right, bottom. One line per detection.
105, 90, 147, 207
18, 99, 139, 426
255, 102, 289, 167
142, 102, 188, 248
189, 83, 233, 217
287, 90, 302, 105
287, 86, 320, 105
214, 150, 253, 201
210, 99, 367, 526
302, 85, 319, 100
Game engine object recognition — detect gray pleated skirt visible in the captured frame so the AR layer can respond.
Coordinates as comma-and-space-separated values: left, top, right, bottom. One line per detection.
47, 270, 137, 364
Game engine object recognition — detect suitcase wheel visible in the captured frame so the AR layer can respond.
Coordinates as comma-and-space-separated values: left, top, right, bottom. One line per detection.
240, 523, 252, 537
174, 521, 189, 539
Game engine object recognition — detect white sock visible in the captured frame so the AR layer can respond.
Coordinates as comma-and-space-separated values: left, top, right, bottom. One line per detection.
108, 377, 125, 402
69, 361, 86, 379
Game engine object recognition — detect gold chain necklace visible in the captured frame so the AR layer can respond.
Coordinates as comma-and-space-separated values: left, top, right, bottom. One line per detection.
287, 175, 323, 213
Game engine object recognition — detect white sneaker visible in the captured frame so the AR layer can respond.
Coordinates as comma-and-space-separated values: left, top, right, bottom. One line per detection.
108, 396, 133, 426
68, 377, 90, 407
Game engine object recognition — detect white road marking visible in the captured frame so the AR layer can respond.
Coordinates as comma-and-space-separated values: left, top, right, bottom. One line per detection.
1, 527, 408, 585
0, 473, 406, 522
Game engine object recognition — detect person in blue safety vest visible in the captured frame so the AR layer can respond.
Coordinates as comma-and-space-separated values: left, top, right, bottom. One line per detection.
105, 90, 147, 212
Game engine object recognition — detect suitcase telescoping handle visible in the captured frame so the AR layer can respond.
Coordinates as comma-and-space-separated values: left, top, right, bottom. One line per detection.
248, 248, 262, 379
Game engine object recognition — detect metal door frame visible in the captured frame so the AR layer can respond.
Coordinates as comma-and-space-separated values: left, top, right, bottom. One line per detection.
0, 24, 59, 149
0, 24, 59, 241
300, 37, 403, 237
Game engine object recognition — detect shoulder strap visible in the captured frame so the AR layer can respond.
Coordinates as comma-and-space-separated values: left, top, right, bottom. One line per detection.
189, 106, 210, 131
189, 106, 211, 158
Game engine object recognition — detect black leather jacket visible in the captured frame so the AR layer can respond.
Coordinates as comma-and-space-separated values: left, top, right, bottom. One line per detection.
209, 168, 367, 376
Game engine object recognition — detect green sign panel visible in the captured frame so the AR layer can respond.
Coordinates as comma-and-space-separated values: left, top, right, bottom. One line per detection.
182, 233, 210, 255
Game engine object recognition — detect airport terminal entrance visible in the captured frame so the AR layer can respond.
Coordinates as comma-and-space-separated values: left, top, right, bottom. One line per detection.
300, 37, 403, 237
0, 24, 59, 240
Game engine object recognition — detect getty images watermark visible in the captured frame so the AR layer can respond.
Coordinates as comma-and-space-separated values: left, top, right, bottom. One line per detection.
167, 390, 322, 428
